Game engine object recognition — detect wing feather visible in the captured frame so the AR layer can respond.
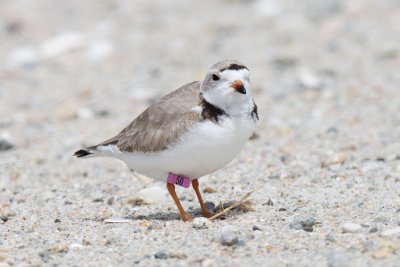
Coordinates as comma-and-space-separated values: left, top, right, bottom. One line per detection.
96, 81, 202, 153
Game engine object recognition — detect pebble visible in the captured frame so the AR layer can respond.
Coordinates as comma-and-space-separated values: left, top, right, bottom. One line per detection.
138, 186, 166, 204
205, 201, 216, 214
154, 250, 168, 259
7, 46, 39, 68
220, 225, 240, 246
381, 227, 400, 237
40, 32, 87, 58
252, 225, 262, 231
289, 216, 317, 232
203, 186, 217, 193
77, 107, 94, 119
193, 217, 210, 229
341, 223, 362, 233
168, 251, 187, 259
369, 227, 378, 233
321, 153, 346, 168
0, 132, 16, 151
298, 67, 322, 89
86, 39, 113, 61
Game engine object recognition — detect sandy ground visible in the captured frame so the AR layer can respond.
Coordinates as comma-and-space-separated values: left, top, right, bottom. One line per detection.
1, 0, 400, 266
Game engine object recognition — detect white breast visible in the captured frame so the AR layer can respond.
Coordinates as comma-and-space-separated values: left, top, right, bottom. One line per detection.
118, 116, 256, 181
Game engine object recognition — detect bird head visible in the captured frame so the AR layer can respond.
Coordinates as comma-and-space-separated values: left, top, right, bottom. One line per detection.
201, 60, 252, 115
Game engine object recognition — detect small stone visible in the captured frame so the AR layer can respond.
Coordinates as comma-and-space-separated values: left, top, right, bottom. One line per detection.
203, 186, 217, 193
7, 46, 39, 68
289, 216, 317, 232
220, 225, 239, 246
0, 132, 15, 151
54, 219, 61, 223
205, 202, 216, 214
168, 251, 187, 259
154, 250, 168, 259
298, 67, 322, 89
321, 153, 346, 168
381, 227, 400, 237
278, 207, 287, 211
369, 227, 378, 233
92, 197, 103, 203
77, 107, 94, 119
138, 186, 166, 204
342, 223, 362, 233
252, 225, 262, 231
40, 32, 87, 58
85, 39, 113, 61
193, 217, 210, 229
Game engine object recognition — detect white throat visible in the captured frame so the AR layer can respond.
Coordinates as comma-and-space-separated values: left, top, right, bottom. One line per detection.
203, 92, 253, 116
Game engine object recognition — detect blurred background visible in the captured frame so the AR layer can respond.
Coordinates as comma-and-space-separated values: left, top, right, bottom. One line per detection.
1, 0, 400, 266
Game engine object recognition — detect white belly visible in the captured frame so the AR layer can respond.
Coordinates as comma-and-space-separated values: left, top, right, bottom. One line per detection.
118, 116, 256, 181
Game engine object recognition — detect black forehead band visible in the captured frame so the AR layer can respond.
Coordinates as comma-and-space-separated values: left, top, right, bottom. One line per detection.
219, 63, 248, 72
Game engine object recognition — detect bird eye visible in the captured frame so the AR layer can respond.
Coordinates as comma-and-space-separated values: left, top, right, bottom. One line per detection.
212, 74, 220, 81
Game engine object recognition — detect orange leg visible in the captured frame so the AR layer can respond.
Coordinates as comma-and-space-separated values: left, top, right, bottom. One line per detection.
192, 179, 213, 218
167, 183, 192, 221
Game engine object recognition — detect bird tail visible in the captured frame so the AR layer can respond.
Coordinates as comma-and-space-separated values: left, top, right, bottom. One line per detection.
74, 141, 120, 158
74, 147, 97, 158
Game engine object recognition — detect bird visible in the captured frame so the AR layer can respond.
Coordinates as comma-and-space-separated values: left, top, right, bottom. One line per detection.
74, 60, 259, 221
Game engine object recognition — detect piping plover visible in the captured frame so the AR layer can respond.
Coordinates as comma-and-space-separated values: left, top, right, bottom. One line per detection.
75, 60, 258, 221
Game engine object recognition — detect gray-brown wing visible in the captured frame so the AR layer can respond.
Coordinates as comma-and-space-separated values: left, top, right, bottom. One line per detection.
98, 81, 202, 153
